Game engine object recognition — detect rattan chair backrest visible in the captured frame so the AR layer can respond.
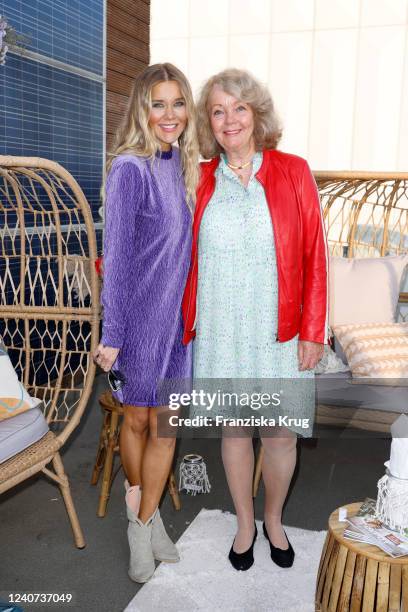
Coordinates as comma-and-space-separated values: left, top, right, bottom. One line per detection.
314, 171, 408, 320
0, 156, 100, 445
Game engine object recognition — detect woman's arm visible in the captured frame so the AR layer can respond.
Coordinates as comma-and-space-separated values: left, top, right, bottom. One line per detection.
298, 160, 329, 346
100, 160, 143, 349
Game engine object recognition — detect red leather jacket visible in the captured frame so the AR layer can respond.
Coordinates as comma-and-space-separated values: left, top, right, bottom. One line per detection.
181, 149, 329, 345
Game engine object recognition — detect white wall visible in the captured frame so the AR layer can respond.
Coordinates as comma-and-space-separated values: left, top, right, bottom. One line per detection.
150, 0, 408, 171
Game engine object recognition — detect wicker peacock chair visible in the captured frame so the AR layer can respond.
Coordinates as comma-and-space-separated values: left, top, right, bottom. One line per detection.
0, 156, 100, 548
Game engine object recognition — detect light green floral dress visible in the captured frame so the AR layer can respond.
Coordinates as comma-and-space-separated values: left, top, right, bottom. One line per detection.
192, 152, 314, 436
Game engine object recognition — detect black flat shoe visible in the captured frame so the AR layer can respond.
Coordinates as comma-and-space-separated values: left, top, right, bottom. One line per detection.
228, 525, 258, 571
263, 522, 295, 568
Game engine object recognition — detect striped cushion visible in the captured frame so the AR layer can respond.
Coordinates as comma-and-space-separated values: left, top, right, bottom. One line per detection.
333, 322, 408, 383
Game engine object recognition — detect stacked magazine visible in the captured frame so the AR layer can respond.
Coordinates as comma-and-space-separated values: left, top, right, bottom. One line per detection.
343, 498, 408, 558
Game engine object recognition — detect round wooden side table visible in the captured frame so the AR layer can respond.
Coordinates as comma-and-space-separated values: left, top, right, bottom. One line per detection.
316, 502, 408, 612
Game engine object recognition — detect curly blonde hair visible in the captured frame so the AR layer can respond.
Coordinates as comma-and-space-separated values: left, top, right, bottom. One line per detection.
106, 63, 199, 207
196, 68, 282, 160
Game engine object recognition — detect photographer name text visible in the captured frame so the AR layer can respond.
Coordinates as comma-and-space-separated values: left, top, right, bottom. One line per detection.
168, 415, 310, 429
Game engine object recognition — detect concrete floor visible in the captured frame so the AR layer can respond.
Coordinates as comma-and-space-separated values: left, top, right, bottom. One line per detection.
0, 373, 391, 612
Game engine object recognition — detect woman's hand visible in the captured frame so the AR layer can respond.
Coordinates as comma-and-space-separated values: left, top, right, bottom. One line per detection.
93, 343, 120, 372
297, 340, 324, 371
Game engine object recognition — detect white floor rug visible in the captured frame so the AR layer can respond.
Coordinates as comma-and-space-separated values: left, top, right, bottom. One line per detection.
125, 509, 326, 612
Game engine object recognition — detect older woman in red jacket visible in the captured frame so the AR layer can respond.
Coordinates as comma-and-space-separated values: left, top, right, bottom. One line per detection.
182, 68, 328, 572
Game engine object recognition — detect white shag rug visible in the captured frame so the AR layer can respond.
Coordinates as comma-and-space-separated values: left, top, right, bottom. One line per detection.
125, 509, 326, 612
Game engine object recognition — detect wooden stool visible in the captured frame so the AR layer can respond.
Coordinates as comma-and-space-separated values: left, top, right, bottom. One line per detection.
91, 390, 181, 517
316, 502, 408, 612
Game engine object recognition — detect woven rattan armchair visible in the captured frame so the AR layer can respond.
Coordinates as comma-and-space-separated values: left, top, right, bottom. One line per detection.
0, 156, 100, 548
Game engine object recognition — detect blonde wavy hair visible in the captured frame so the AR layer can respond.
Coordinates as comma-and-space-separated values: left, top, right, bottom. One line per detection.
106, 63, 199, 206
196, 68, 282, 159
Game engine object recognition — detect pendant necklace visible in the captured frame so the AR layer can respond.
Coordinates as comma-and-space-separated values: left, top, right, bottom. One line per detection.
227, 156, 254, 184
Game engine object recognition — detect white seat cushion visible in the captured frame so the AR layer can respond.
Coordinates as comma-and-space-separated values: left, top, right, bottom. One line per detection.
316, 371, 408, 412
0, 407, 49, 464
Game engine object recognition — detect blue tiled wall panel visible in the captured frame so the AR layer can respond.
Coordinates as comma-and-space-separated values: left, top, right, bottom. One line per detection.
0, 0, 103, 75
0, 49, 103, 223
0, 1, 104, 384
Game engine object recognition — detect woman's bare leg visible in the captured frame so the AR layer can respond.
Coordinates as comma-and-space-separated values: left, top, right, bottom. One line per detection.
260, 427, 297, 549
138, 406, 177, 523
120, 405, 149, 485
221, 426, 255, 552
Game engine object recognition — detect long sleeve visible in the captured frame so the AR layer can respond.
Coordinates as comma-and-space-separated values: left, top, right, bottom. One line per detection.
299, 161, 329, 344
100, 160, 143, 348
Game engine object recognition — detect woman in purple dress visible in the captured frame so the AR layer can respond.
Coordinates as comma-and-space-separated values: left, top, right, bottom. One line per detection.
93, 63, 199, 583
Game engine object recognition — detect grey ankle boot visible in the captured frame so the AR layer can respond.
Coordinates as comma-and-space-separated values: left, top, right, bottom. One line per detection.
127, 510, 155, 583
151, 508, 180, 562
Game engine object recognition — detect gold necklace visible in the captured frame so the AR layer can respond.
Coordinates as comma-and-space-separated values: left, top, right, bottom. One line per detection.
226, 157, 253, 170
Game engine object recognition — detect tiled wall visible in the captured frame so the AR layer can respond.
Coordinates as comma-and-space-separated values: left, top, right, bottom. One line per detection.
151, 0, 408, 171
10, 0, 103, 73
0, 1, 104, 372
0, 0, 104, 220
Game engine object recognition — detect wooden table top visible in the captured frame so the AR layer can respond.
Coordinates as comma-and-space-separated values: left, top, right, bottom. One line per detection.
329, 502, 408, 565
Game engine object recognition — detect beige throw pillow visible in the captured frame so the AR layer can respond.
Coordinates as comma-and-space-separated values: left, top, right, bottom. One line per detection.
333, 322, 408, 384
329, 255, 408, 327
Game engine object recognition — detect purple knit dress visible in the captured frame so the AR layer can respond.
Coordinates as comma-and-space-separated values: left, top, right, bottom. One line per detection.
101, 147, 192, 406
